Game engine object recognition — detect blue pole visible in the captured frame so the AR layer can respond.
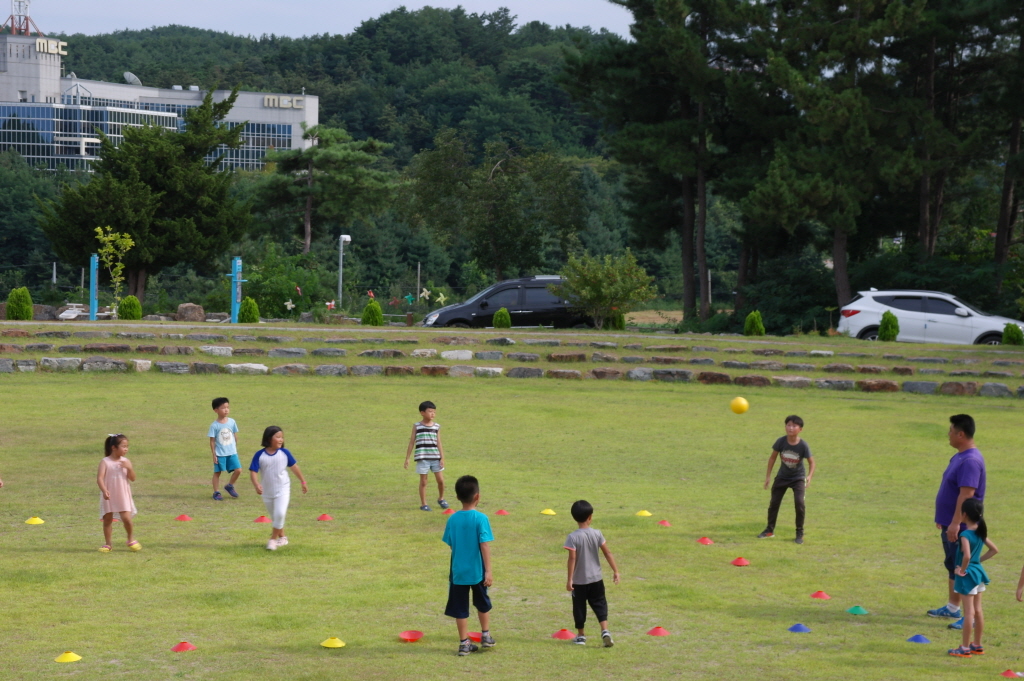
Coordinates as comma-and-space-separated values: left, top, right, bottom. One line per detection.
89, 254, 98, 321
227, 257, 244, 323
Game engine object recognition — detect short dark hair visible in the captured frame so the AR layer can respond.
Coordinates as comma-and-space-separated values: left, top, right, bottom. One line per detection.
419, 401, 436, 412
104, 433, 127, 456
261, 426, 283, 448
212, 397, 229, 410
950, 414, 975, 438
571, 500, 594, 523
455, 475, 479, 502
785, 415, 804, 427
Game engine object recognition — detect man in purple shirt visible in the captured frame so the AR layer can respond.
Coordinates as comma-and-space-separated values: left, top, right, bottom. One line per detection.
927, 414, 985, 630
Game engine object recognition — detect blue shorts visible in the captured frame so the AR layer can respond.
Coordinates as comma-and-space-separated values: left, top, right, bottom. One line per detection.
214, 455, 241, 473
416, 459, 443, 475
444, 581, 492, 619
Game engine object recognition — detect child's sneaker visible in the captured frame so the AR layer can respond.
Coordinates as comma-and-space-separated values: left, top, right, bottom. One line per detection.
969, 643, 984, 655
947, 646, 972, 657
224, 484, 238, 498
213, 491, 223, 501
438, 499, 450, 510
266, 539, 278, 551
927, 605, 961, 618
277, 536, 288, 547
574, 635, 586, 645
420, 505, 431, 511
757, 530, 774, 539
480, 632, 496, 648
602, 630, 614, 647
457, 640, 479, 656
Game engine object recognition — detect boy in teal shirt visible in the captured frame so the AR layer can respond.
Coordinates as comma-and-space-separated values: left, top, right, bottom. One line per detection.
208, 397, 240, 500
442, 475, 495, 656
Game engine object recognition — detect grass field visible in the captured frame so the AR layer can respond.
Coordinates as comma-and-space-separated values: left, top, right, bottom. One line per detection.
2, 371, 1024, 680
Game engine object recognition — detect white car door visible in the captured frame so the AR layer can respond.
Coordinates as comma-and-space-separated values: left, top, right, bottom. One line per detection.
923, 297, 973, 344
884, 296, 927, 342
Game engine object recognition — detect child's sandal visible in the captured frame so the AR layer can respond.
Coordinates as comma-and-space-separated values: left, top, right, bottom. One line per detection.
947, 646, 972, 657
969, 643, 984, 655
98, 545, 111, 553
126, 540, 142, 552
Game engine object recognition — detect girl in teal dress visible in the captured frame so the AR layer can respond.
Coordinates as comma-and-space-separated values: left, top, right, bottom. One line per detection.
948, 498, 998, 657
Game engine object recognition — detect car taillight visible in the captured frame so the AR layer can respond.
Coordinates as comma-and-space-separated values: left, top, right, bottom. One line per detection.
840, 310, 860, 318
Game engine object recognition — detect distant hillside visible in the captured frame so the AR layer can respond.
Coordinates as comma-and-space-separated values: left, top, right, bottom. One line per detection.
57, 8, 616, 163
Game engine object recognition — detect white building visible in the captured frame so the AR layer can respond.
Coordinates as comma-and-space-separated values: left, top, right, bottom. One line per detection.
0, 14, 317, 170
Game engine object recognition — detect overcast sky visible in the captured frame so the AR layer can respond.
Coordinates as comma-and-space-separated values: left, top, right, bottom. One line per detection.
41, 1, 632, 38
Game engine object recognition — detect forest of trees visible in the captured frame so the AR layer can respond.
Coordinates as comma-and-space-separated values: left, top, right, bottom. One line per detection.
1, 3, 1022, 332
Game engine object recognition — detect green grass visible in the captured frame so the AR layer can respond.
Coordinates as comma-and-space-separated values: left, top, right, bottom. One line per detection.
2, 372, 1024, 680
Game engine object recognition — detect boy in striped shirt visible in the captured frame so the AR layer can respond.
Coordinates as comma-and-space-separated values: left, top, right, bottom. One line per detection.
404, 400, 449, 511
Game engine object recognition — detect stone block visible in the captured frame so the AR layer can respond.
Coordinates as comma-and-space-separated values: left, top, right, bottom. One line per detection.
823, 363, 855, 373
74, 331, 110, 339
130, 359, 152, 372
154, 361, 189, 374
117, 332, 156, 340
722, 361, 750, 369
441, 350, 473, 361
487, 337, 516, 346
160, 346, 194, 356
314, 364, 348, 376
837, 352, 869, 357
233, 335, 258, 342
312, 348, 347, 357
391, 338, 419, 344
507, 366, 544, 378
690, 358, 715, 365
385, 365, 415, 376
0, 330, 29, 337
30, 304, 57, 320
59, 345, 82, 353
14, 359, 36, 371
750, 361, 784, 370
564, 342, 588, 347
546, 369, 582, 379
524, 339, 560, 346
475, 351, 504, 360
420, 365, 450, 376
270, 348, 309, 358
224, 363, 269, 375
624, 344, 642, 350
626, 367, 654, 381
786, 363, 815, 371
591, 352, 618, 363
979, 382, 1013, 398
200, 345, 233, 357
191, 362, 222, 374
855, 379, 899, 392
815, 379, 855, 390
734, 375, 772, 387
548, 352, 587, 362
893, 366, 914, 376
258, 336, 293, 343
186, 333, 226, 342
622, 356, 644, 363
474, 367, 503, 378
142, 314, 174, 321
949, 370, 980, 377
919, 368, 945, 375
508, 352, 540, 362
435, 336, 475, 345
809, 350, 834, 357
410, 349, 437, 358
939, 381, 979, 396
590, 367, 622, 380
697, 371, 731, 385
271, 364, 311, 375
953, 358, 980, 365
773, 376, 811, 388
992, 360, 1024, 366
984, 371, 1014, 377
591, 342, 617, 349
857, 365, 886, 374
1019, 385, 1024, 398
176, 303, 206, 322
909, 357, 948, 364
84, 343, 131, 353
902, 381, 939, 395
350, 365, 384, 377
135, 345, 159, 353
723, 348, 744, 353
752, 349, 785, 356
651, 356, 687, 364
0, 358, 12, 372
692, 346, 720, 352
162, 334, 185, 340
784, 351, 809, 357
40, 357, 81, 371
653, 369, 693, 382
647, 345, 688, 352
448, 365, 475, 377
83, 356, 129, 372
883, 354, 905, 360
233, 348, 265, 356
24, 343, 53, 351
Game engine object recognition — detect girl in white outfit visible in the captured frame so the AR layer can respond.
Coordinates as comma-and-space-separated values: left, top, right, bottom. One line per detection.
249, 426, 307, 550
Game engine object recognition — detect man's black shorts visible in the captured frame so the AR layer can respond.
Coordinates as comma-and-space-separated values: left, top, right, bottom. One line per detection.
445, 581, 492, 619
941, 525, 959, 580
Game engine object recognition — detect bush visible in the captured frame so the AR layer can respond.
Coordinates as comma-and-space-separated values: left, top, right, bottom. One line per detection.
602, 312, 626, 330
118, 295, 142, 320
238, 296, 260, 324
1003, 322, 1024, 345
5, 286, 32, 320
878, 310, 900, 341
492, 307, 511, 328
361, 299, 384, 326
551, 249, 657, 330
743, 310, 765, 336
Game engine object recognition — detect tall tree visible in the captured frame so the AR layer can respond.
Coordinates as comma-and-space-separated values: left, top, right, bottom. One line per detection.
38, 91, 250, 301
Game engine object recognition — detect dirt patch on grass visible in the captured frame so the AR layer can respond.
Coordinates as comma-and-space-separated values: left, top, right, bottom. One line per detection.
627, 310, 683, 325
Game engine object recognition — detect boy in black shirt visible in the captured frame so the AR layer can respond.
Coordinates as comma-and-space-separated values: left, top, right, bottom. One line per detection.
758, 415, 815, 544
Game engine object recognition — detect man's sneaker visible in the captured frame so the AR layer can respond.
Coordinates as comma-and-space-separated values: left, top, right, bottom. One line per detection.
480, 632, 496, 648
457, 640, 479, 656
224, 483, 239, 498
574, 635, 586, 645
266, 539, 278, 551
795, 533, 804, 545
927, 605, 961, 619
602, 630, 614, 647
757, 530, 774, 539
438, 499, 450, 510
213, 491, 223, 501
420, 505, 431, 511
277, 536, 288, 547
948, 616, 974, 630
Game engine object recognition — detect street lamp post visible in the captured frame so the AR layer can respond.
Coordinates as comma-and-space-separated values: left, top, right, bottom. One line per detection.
338, 234, 351, 311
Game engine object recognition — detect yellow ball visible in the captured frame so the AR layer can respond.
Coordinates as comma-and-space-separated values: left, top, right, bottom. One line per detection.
730, 397, 749, 414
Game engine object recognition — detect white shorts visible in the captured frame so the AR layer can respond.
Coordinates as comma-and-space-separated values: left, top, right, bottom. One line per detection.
416, 459, 443, 475
957, 583, 986, 596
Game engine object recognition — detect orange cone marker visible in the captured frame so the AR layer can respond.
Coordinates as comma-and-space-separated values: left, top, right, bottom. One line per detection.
171, 641, 197, 652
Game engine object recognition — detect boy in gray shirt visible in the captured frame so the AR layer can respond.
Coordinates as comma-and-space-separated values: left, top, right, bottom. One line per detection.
564, 499, 620, 647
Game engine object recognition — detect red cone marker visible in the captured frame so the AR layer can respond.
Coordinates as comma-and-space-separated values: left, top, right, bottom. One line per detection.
658, 520, 671, 527
697, 537, 713, 545
443, 508, 455, 515
171, 641, 196, 652
647, 627, 670, 636
254, 515, 271, 523
731, 557, 750, 566
1000, 671, 1018, 678
552, 629, 575, 640
317, 514, 333, 521
811, 591, 831, 600
496, 509, 509, 516
175, 514, 192, 521
399, 630, 423, 642
468, 632, 482, 643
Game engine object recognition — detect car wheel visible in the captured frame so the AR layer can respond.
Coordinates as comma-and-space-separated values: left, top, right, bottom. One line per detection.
975, 334, 1002, 345
446, 321, 470, 328
857, 326, 880, 341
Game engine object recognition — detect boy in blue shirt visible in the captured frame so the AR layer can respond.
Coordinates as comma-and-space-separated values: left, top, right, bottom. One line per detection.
442, 475, 495, 656
208, 397, 241, 500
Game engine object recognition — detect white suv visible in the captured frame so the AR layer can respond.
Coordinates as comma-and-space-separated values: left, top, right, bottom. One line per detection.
838, 290, 1024, 345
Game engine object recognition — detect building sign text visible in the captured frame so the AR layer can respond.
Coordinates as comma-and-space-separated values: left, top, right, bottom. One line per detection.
263, 95, 303, 109
35, 39, 67, 56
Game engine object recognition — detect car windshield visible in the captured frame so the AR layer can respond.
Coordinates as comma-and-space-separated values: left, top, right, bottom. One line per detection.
461, 288, 491, 306
951, 296, 991, 316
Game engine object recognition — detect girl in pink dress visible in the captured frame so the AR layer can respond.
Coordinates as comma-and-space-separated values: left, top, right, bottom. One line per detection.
96, 434, 140, 553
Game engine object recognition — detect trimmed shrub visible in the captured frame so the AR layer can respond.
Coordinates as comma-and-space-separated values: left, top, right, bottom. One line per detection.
238, 296, 260, 324
878, 310, 900, 341
361, 299, 384, 326
743, 310, 765, 336
118, 295, 142, 320
5, 287, 32, 320
602, 312, 626, 330
493, 307, 511, 329
1003, 322, 1024, 346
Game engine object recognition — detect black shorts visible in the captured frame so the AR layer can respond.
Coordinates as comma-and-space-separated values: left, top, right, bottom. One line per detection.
444, 581, 492, 619
941, 526, 959, 580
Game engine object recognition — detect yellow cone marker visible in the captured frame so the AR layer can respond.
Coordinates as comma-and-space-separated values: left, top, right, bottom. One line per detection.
55, 651, 82, 663
321, 637, 345, 648
540, 509, 556, 515
25, 516, 45, 525
636, 510, 652, 517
